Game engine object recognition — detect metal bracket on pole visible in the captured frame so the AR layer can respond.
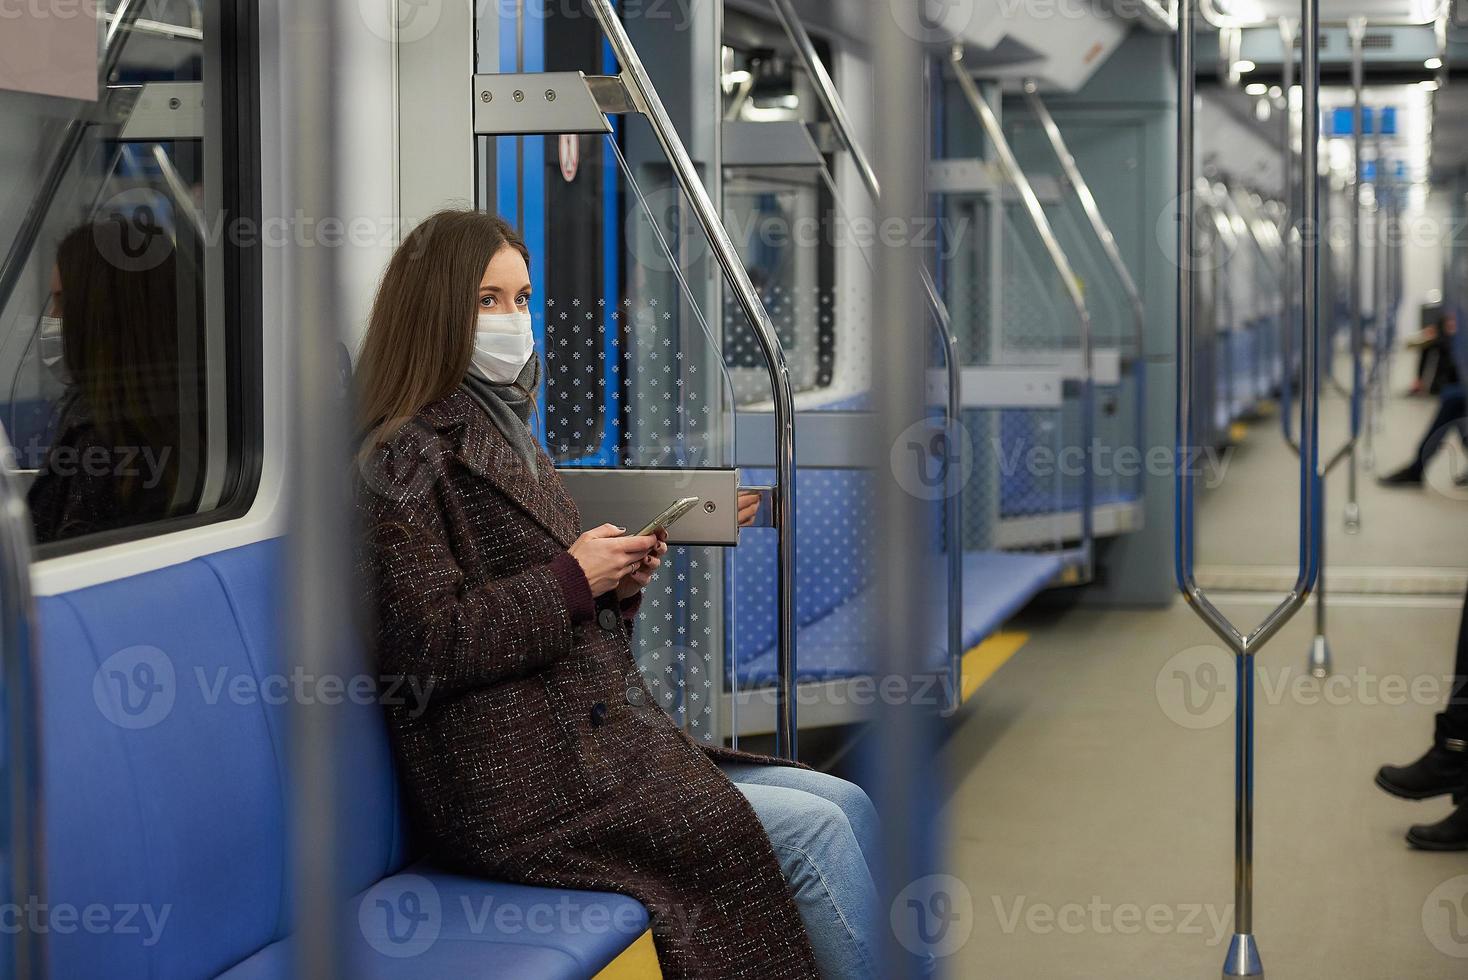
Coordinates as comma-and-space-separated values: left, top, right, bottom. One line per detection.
471, 72, 637, 135
950, 48, 1095, 584
1177, 0, 1324, 972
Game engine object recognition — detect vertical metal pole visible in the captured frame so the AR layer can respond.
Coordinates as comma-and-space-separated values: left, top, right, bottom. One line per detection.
1179, 0, 1321, 971
584, 0, 799, 757
0, 422, 42, 980
1315, 9, 1338, 680
1279, 19, 1299, 451
766, 0, 963, 710
1344, 17, 1366, 533
1309, 18, 1366, 677
284, 3, 351, 977
871, 11, 938, 979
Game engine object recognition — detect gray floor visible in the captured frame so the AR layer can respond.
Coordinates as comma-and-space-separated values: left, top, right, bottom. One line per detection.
939, 362, 1468, 978
943, 594, 1467, 979
1195, 356, 1468, 587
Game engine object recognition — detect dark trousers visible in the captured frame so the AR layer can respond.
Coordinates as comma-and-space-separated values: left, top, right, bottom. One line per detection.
1412, 385, 1468, 474
1444, 587, 1468, 736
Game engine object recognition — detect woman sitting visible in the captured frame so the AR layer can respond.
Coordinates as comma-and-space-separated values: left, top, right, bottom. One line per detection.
354, 209, 879, 978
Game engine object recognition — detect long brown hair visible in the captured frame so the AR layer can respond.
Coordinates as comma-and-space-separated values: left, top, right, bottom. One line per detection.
355, 209, 529, 448
55, 221, 192, 504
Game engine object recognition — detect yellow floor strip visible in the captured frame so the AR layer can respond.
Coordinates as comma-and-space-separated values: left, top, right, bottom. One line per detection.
593, 928, 662, 979
960, 630, 1029, 703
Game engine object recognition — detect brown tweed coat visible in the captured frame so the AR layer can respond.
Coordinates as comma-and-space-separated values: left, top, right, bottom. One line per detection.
357, 388, 820, 978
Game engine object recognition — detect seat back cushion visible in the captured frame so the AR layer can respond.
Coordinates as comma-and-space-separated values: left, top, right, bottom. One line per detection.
41, 538, 407, 978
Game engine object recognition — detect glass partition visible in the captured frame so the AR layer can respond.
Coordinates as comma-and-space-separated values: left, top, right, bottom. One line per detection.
1004, 113, 1144, 522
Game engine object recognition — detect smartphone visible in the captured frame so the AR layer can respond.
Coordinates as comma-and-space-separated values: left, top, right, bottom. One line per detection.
629, 496, 700, 537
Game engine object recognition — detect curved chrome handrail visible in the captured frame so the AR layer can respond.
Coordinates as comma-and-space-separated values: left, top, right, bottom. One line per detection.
0, 421, 42, 978
1177, 0, 1323, 972
585, 0, 801, 757
766, 0, 964, 710
950, 48, 1095, 582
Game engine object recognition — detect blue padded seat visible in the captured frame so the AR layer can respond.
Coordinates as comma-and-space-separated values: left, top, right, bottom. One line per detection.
218, 871, 649, 979
732, 549, 1061, 685
39, 538, 648, 979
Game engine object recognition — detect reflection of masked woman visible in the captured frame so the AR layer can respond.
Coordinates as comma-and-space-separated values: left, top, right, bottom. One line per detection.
27, 222, 201, 544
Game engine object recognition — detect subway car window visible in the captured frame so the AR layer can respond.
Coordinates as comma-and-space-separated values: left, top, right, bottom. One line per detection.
0, 0, 257, 553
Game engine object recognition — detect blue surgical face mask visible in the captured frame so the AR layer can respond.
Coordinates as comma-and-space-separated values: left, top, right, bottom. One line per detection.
470, 311, 534, 384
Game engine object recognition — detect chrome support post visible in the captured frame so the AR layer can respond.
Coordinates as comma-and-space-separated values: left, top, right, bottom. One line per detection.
585, 0, 800, 757
1176, 0, 1323, 973
0, 422, 42, 979
951, 50, 1095, 582
1278, 18, 1299, 454
1306, 18, 1366, 675
871, 11, 942, 976
768, 0, 963, 709
1343, 17, 1366, 535
284, 2, 353, 976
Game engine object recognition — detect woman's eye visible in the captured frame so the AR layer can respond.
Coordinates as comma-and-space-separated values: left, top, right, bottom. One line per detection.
479, 295, 495, 309
516, 294, 530, 308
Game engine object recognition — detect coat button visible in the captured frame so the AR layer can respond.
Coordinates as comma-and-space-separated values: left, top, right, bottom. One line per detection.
597, 608, 619, 631
625, 687, 644, 707
589, 702, 608, 727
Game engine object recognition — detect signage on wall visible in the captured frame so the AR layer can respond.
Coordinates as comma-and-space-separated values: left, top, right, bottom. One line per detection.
0, 3, 98, 102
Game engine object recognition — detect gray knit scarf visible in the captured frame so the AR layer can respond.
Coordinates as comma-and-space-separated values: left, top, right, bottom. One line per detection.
460, 356, 540, 479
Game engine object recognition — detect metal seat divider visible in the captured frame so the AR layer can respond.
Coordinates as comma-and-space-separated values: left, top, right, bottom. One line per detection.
1178, 0, 1324, 974
1020, 82, 1147, 531
949, 48, 1096, 584
765, 0, 964, 710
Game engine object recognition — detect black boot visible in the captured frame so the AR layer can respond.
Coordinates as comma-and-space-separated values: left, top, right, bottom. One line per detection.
1407, 799, 1468, 851
1378, 463, 1424, 487
1376, 715, 1468, 800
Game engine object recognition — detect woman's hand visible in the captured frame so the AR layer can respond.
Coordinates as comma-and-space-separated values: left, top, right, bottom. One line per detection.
616, 529, 668, 600
736, 491, 761, 528
569, 524, 659, 597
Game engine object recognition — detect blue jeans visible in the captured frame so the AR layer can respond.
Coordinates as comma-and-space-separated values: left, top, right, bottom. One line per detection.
720, 763, 880, 979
